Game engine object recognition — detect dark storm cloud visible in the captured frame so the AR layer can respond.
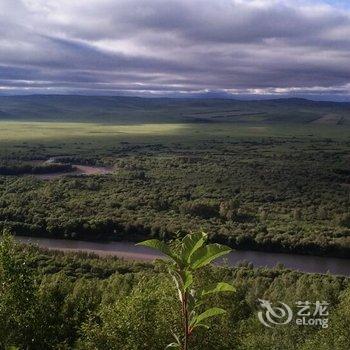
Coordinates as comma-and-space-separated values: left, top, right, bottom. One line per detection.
1, 0, 350, 98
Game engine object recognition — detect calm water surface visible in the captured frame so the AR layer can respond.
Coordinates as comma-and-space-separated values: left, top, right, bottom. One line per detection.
15, 236, 350, 277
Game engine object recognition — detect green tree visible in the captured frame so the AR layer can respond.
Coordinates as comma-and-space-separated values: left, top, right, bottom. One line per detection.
77, 275, 179, 350
0, 231, 38, 349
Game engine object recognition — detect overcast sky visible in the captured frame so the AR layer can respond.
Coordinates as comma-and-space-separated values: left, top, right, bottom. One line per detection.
1, 0, 350, 100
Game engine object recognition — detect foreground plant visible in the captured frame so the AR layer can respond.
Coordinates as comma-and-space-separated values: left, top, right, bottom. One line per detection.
137, 232, 235, 350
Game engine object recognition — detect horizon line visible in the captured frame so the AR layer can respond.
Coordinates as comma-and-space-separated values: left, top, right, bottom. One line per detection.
1, 93, 350, 104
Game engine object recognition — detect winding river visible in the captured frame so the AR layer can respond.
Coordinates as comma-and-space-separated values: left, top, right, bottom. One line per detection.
15, 236, 350, 277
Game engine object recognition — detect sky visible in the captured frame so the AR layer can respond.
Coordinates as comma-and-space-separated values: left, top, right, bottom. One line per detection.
1, 0, 350, 100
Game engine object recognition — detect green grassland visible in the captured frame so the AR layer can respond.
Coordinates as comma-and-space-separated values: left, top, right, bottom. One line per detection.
0, 117, 349, 257
0, 120, 348, 155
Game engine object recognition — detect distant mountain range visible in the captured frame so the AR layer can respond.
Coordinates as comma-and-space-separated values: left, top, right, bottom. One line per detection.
0, 95, 349, 125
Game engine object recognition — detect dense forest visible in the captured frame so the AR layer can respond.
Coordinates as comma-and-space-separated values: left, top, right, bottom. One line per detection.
1, 233, 349, 349
0, 133, 349, 257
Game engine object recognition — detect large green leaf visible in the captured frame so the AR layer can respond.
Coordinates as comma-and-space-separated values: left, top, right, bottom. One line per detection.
180, 231, 207, 263
136, 239, 175, 261
190, 244, 231, 269
191, 307, 226, 327
201, 282, 235, 297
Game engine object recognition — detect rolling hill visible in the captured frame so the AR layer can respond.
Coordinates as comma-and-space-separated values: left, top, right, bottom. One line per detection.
0, 95, 349, 124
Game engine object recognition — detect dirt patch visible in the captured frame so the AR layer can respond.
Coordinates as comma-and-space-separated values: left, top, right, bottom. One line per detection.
36, 164, 114, 180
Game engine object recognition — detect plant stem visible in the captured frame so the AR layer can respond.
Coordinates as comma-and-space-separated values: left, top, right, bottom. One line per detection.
183, 290, 189, 350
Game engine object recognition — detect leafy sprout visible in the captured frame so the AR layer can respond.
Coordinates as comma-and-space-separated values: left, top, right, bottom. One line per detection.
137, 231, 235, 350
